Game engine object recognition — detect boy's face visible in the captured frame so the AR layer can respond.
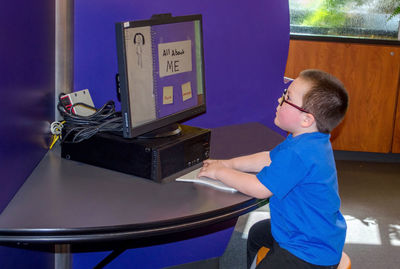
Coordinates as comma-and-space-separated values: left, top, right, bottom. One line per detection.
274, 77, 312, 135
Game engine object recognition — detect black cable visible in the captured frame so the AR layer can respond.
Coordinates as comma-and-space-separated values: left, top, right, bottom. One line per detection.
58, 93, 123, 143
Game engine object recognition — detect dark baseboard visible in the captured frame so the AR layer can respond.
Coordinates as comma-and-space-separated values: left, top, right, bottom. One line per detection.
334, 150, 400, 163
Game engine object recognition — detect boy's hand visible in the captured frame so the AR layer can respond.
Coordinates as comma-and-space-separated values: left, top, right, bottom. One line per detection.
198, 159, 229, 180
203, 159, 232, 168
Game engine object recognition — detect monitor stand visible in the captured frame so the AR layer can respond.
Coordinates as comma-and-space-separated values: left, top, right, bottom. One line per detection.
137, 123, 182, 139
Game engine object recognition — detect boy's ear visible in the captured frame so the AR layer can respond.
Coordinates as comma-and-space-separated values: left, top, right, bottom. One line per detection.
301, 113, 316, 128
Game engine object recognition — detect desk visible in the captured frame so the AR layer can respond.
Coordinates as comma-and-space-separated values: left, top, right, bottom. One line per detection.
0, 123, 283, 267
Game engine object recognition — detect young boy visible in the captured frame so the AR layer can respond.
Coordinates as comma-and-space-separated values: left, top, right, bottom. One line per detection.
198, 69, 348, 268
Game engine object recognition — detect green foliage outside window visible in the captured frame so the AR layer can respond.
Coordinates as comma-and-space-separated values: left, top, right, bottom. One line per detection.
289, 0, 400, 40
388, 2, 400, 20
301, 0, 360, 27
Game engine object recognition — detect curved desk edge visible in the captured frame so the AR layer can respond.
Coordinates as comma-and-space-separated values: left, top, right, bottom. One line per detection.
0, 199, 267, 244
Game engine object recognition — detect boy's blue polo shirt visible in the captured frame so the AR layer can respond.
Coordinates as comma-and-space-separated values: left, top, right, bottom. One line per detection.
257, 132, 346, 266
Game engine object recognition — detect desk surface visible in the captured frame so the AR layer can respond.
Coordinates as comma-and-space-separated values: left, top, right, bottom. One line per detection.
0, 123, 283, 244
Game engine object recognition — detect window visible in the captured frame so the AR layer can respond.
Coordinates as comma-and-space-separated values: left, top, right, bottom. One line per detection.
289, 0, 399, 40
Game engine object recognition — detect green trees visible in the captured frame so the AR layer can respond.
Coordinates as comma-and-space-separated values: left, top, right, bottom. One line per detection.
289, 0, 399, 38
290, 0, 399, 27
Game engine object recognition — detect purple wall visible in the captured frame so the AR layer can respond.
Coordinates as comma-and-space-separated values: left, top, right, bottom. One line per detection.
73, 1, 289, 267
0, 247, 53, 269
0, 1, 55, 213
0, 1, 288, 267
0, 0, 55, 267
74, 0, 290, 134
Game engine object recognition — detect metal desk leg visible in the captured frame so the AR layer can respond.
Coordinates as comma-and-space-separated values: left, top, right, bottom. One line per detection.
55, 244, 71, 269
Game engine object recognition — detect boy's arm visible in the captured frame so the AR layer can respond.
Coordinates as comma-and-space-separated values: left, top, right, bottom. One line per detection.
223, 151, 271, 173
198, 162, 272, 199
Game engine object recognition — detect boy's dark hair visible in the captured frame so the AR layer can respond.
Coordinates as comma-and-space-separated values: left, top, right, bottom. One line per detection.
300, 69, 348, 134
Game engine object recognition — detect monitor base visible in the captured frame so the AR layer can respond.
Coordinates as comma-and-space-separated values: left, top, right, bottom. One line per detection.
137, 123, 182, 139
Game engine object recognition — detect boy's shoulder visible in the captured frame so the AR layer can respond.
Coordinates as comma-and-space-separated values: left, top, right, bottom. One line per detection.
273, 132, 333, 165
280, 132, 330, 151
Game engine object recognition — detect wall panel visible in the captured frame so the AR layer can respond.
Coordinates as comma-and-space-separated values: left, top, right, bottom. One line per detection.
74, 0, 290, 134
0, 0, 55, 212
0, 0, 55, 267
285, 40, 400, 153
72, 1, 290, 266
392, 87, 400, 153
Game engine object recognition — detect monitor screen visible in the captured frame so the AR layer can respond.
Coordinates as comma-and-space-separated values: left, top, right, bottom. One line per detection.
115, 14, 206, 138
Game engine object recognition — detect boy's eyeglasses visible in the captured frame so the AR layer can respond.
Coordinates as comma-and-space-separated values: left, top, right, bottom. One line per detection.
280, 89, 310, 114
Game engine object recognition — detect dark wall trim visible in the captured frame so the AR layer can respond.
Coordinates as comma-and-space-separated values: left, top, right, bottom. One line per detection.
290, 34, 400, 46
334, 150, 400, 163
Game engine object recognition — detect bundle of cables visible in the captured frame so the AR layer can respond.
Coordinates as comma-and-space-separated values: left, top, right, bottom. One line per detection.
56, 93, 123, 144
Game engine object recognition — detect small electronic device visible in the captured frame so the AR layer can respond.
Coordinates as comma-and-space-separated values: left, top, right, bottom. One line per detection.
59, 89, 95, 116
115, 14, 206, 138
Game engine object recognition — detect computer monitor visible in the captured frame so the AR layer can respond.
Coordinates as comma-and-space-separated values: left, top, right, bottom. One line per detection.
115, 14, 206, 138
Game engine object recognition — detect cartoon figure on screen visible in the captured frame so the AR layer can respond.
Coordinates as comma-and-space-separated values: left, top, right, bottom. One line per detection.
198, 69, 349, 269
134, 33, 145, 68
